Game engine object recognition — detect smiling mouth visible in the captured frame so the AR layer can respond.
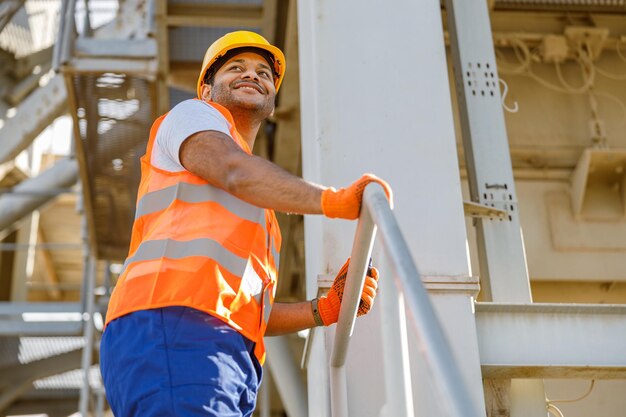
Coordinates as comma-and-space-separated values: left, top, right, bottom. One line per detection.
234, 83, 264, 94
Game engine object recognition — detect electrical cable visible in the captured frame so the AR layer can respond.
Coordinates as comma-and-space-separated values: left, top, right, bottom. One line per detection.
495, 49, 528, 75
594, 91, 626, 126
526, 71, 588, 95
497, 41, 588, 95
549, 380, 596, 404
616, 39, 626, 63
554, 57, 595, 94
544, 380, 595, 417
496, 38, 532, 75
547, 403, 565, 417
494, 37, 626, 144
499, 78, 519, 113
496, 37, 596, 96
594, 65, 626, 80
511, 37, 533, 74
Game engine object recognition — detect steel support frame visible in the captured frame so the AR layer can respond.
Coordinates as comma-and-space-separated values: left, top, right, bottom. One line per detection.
443, 0, 545, 415
0, 0, 25, 32
0, 158, 79, 240
0, 75, 68, 165
476, 303, 626, 378
298, 0, 486, 415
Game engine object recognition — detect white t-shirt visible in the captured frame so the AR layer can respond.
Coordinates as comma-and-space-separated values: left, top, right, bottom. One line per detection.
152, 99, 232, 172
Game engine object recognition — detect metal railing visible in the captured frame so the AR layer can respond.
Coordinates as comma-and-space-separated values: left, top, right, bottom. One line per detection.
329, 183, 482, 417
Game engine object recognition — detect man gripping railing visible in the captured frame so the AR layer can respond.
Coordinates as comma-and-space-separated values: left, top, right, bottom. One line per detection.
328, 183, 483, 417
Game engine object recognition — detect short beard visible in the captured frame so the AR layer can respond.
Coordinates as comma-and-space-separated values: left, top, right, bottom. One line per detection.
210, 82, 275, 121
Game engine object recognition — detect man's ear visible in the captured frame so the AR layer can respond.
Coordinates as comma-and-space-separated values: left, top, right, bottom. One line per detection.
200, 83, 212, 101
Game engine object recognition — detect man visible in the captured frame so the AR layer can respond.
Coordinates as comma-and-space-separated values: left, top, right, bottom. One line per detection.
100, 31, 392, 417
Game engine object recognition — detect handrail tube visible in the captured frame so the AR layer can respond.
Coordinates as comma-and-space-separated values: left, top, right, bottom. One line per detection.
329, 202, 376, 417
364, 183, 482, 417
330, 202, 377, 367
329, 364, 348, 417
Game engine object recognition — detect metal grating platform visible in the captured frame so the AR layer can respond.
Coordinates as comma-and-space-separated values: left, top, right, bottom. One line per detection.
70, 73, 154, 261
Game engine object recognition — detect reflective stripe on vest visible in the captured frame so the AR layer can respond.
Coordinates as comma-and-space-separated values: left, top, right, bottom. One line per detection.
121, 238, 249, 278
135, 182, 266, 226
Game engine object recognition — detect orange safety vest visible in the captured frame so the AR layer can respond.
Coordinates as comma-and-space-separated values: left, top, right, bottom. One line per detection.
105, 101, 281, 365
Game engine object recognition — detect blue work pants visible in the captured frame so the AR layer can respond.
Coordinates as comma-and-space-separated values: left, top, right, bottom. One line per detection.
100, 306, 262, 417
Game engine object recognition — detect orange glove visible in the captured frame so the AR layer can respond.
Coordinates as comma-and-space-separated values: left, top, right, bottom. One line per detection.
317, 258, 379, 326
321, 174, 393, 219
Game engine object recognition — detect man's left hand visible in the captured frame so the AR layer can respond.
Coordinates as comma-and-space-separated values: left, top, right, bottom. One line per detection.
318, 258, 379, 326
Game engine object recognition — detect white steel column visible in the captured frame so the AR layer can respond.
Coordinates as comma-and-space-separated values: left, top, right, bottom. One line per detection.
443, 0, 546, 415
298, 0, 485, 415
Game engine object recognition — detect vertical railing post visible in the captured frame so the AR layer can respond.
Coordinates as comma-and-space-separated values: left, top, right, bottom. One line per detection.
364, 183, 483, 417
327, 182, 483, 416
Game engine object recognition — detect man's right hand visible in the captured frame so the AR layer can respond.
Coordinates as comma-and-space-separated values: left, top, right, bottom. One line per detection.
321, 174, 393, 219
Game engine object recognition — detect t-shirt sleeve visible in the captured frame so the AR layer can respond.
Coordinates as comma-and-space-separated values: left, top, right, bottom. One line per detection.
152, 99, 232, 172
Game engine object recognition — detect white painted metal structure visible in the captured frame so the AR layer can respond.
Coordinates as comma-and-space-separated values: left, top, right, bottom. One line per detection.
298, 0, 486, 415
299, 0, 626, 416
476, 303, 626, 378
444, 0, 546, 414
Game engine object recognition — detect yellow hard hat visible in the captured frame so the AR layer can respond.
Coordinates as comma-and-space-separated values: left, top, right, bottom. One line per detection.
196, 31, 286, 98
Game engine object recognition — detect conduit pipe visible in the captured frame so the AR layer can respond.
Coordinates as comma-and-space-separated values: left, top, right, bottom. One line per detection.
0, 158, 78, 238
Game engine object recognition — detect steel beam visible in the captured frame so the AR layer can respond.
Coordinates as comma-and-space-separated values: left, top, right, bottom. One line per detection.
0, 75, 68, 165
0, 302, 82, 313
74, 38, 157, 59
444, 0, 530, 303
0, 302, 83, 335
166, 3, 262, 27
476, 302, 626, 378
64, 58, 157, 76
492, 0, 626, 13
444, 0, 545, 414
0, 321, 83, 336
0, 158, 79, 238
0, 0, 25, 32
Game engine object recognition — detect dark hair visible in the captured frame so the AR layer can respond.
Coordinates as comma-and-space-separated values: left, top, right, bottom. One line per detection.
202, 47, 278, 86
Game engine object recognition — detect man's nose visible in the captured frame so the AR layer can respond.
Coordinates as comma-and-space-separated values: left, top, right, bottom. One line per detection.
241, 68, 260, 81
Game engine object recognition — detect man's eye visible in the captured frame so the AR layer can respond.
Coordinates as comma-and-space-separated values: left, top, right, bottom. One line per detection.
230, 65, 243, 71
259, 71, 271, 78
